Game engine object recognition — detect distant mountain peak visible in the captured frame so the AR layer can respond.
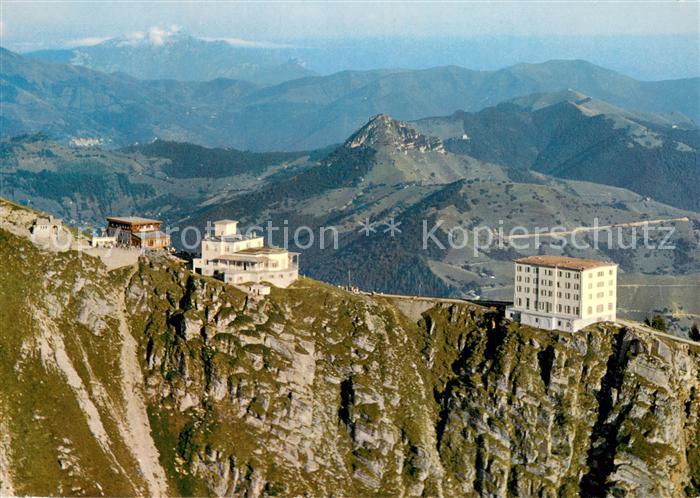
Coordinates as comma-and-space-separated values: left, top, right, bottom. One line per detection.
97, 26, 189, 48
345, 114, 444, 153
508, 90, 695, 129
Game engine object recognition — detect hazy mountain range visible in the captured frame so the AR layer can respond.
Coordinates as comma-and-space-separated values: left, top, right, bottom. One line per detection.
21, 33, 700, 81
27, 33, 314, 85
2, 47, 698, 151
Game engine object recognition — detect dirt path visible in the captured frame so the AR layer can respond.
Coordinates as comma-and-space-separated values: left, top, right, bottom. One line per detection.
502, 217, 690, 240
615, 319, 700, 348
114, 266, 170, 497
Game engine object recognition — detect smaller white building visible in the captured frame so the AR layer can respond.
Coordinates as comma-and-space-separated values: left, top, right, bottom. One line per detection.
90, 231, 117, 248
30, 216, 62, 238
193, 220, 299, 288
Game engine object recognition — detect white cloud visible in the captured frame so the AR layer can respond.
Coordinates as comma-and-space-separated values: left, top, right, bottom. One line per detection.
202, 37, 294, 49
66, 36, 112, 47
147, 24, 181, 46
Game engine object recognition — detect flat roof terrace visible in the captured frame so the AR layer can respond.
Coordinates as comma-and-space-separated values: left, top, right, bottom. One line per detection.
515, 255, 615, 271
205, 233, 263, 242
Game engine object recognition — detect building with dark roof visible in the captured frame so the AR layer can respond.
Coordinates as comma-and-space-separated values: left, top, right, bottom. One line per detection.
106, 216, 170, 249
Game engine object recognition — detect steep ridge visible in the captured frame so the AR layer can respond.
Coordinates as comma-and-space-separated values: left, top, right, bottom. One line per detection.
1, 200, 699, 495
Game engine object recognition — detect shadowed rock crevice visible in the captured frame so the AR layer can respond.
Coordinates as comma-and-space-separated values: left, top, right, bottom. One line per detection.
580, 328, 634, 495
537, 345, 556, 387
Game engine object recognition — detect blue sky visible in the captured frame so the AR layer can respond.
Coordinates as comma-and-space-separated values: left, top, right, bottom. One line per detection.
2, 1, 698, 49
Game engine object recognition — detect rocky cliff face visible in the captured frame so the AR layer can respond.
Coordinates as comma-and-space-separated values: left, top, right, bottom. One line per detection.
347, 114, 445, 154
0, 202, 699, 496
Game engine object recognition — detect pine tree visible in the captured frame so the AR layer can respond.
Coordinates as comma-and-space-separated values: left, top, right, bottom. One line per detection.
648, 314, 667, 332
690, 323, 700, 342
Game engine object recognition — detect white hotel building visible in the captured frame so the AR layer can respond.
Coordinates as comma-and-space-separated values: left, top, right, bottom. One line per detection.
193, 220, 299, 288
506, 255, 617, 332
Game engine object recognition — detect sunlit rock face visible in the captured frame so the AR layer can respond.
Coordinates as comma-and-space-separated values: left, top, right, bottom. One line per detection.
0, 200, 698, 496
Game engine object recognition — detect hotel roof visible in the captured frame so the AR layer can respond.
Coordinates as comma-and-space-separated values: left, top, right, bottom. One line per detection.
107, 216, 162, 225
214, 219, 238, 224
515, 255, 615, 271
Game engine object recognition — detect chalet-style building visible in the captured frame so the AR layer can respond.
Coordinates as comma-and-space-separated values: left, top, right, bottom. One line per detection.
106, 216, 170, 249
193, 220, 299, 288
506, 255, 617, 332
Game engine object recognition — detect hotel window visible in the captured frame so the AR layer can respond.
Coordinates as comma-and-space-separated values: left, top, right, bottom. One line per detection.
517, 298, 521, 306
608, 303, 613, 310
574, 294, 579, 300
566, 305, 571, 313
517, 286, 521, 292
557, 292, 561, 298
565, 282, 570, 289
565, 293, 570, 299
558, 271, 562, 277
574, 307, 580, 315
574, 284, 579, 290
557, 304, 562, 312
566, 272, 570, 278
575, 274, 580, 279
609, 269, 613, 275
597, 304, 604, 312
587, 306, 593, 314
597, 292, 604, 298
588, 283, 593, 289
598, 271, 604, 277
